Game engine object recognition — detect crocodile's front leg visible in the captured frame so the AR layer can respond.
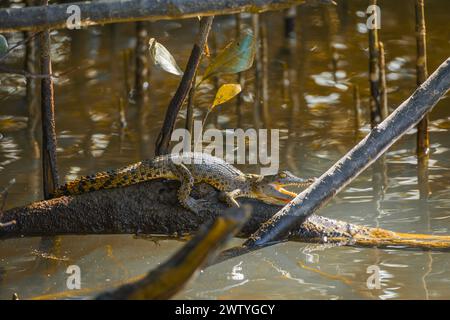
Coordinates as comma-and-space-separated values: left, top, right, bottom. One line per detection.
218, 189, 242, 208
170, 162, 207, 214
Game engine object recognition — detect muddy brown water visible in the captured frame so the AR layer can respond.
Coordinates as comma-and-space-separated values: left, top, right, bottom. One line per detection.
1, 0, 450, 299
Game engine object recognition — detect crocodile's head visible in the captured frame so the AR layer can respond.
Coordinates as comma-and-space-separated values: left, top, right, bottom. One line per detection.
247, 171, 315, 205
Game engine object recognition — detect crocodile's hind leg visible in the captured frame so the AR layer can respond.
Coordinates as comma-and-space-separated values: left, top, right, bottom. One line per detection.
218, 189, 241, 208
171, 162, 208, 214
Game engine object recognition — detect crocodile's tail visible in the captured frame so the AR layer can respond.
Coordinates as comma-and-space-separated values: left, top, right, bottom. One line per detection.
294, 215, 450, 250
52, 162, 148, 197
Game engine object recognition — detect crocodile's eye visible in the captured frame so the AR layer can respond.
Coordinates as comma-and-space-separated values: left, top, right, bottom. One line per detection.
279, 172, 287, 179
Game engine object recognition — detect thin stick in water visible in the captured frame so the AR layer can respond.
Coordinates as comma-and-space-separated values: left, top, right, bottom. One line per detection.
155, 16, 214, 156
415, 0, 430, 199
235, 13, 244, 127
39, 0, 58, 199
135, 21, 150, 99
367, 0, 382, 127
260, 16, 270, 127
378, 41, 388, 120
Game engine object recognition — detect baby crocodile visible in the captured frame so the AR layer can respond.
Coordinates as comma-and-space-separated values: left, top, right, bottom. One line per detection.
53, 152, 315, 213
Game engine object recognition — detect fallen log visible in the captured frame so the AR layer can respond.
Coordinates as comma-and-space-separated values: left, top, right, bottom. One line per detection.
0, 0, 332, 33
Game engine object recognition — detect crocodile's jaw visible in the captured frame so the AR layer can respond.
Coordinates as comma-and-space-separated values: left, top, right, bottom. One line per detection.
274, 186, 298, 202
251, 184, 298, 205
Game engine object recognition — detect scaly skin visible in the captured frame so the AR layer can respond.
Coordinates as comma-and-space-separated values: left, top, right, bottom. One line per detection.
53, 152, 314, 213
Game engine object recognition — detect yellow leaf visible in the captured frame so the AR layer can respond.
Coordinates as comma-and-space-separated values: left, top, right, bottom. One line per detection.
211, 84, 242, 110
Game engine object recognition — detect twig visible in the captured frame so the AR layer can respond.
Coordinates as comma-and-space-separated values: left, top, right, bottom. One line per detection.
185, 20, 202, 137
415, 3, 429, 149
0, 178, 16, 228
25, 11, 40, 160
0, 220, 16, 228
0, 65, 82, 79
252, 13, 262, 129
353, 83, 361, 133
378, 41, 388, 119
0, 178, 15, 212
283, 6, 297, 40
135, 21, 150, 98
415, 0, 430, 200
235, 13, 244, 127
260, 16, 270, 126
122, 48, 132, 98
155, 16, 214, 156
118, 97, 127, 129
185, 75, 195, 136
415, 0, 429, 87
367, 0, 382, 127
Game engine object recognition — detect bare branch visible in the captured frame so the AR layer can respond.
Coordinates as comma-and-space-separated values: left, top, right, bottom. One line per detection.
0, 0, 333, 33
155, 16, 214, 155
0, 64, 51, 78
244, 57, 450, 248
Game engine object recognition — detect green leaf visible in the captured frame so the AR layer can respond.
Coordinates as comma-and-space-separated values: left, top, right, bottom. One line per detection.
0, 35, 8, 55
149, 38, 183, 76
211, 84, 242, 110
202, 28, 255, 81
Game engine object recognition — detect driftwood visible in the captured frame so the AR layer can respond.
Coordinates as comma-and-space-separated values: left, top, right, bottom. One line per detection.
0, 0, 333, 33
